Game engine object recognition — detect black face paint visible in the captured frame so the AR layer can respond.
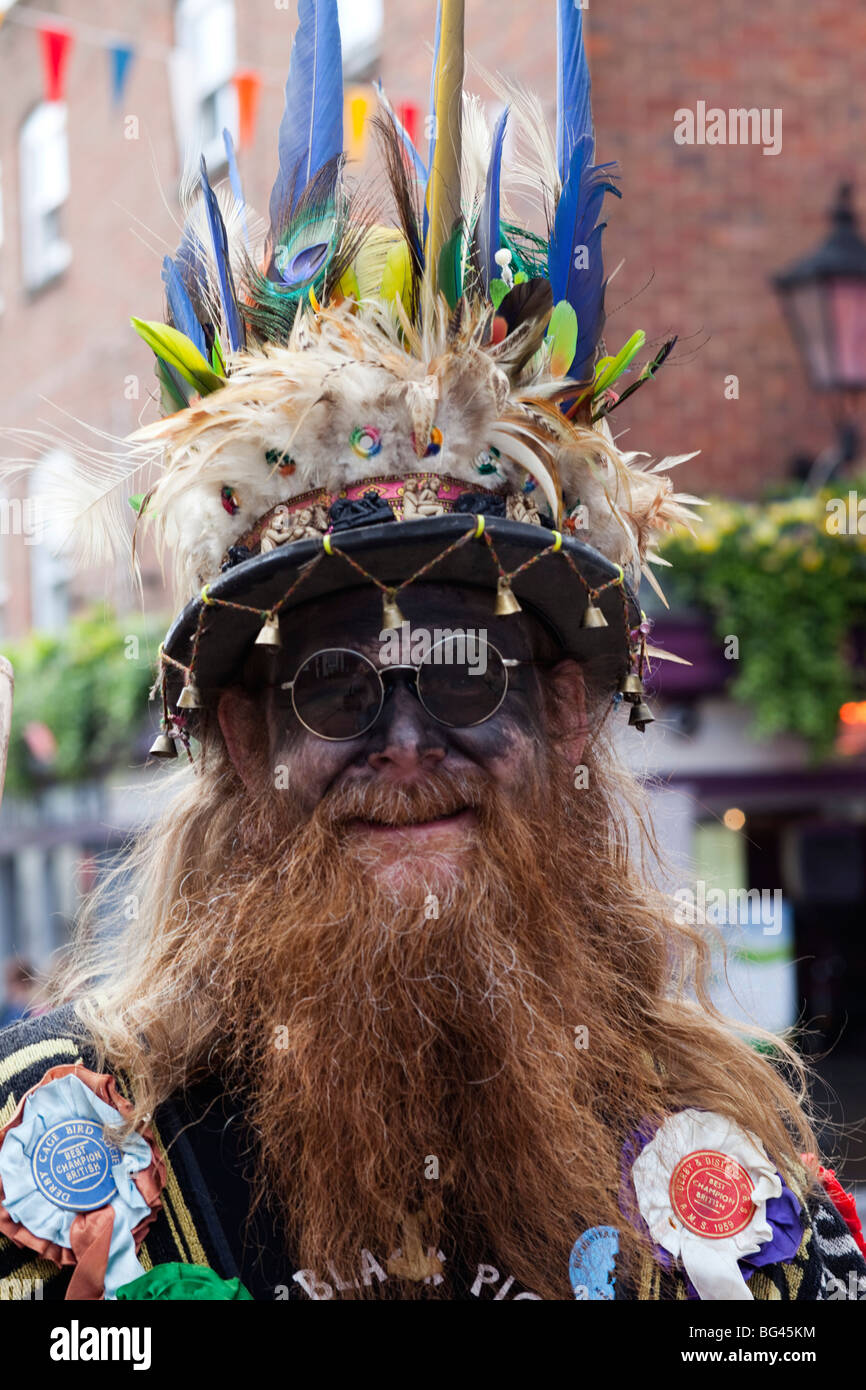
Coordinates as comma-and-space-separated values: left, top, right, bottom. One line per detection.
253, 583, 561, 818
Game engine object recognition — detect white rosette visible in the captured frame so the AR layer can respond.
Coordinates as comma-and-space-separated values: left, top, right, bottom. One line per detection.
631, 1108, 781, 1300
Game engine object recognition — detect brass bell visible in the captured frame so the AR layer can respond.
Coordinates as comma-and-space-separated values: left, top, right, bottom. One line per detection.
148, 731, 178, 760
177, 681, 202, 710
255, 613, 282, 648
619, 672, 644, 696
382, 589, 405, 630
494, 576, 522, 617
581, 600, 608, 629
628, 700, 655, 731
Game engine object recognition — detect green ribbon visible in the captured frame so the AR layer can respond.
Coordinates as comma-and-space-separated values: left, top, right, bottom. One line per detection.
116, 1263, 254, 1301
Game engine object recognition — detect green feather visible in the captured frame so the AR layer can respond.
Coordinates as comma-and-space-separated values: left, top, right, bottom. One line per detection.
155, 357, 190, 413
489, 277, 509, 310
593, 330, 646, 396
546, 300, 578, 377
128, 494, 144, 514
499, 223, 549, 280
437, 225, 464, 310
131, 318, 224, 396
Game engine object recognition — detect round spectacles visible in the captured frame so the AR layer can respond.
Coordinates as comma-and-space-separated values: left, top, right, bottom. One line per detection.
277, 636, 526, 741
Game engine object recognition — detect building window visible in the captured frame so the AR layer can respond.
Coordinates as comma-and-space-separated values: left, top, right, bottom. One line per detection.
29, 452, 71, 633
173, 0, 237, 173
19, 102, 71, 292
338, 0, 383, 79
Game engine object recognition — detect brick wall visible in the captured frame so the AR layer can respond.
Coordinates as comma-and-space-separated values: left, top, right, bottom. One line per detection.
1, 0, 864, 635
381, 0, 866, 497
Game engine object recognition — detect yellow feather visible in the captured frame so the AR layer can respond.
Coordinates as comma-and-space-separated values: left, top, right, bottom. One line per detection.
351, 226, 405, 299
380, 239, 412, 306
424, 0, 465, 298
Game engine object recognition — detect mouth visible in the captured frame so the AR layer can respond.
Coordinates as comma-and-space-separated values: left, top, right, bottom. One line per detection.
345, 807, 477, 838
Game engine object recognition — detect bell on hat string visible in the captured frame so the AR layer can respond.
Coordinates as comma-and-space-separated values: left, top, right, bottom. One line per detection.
177, 681, 202, 710
581, 598, 608, 629
628, 700, 655, 732
382, 589, 405, 631
149, 730, 178, 760
619, 671, 644, 696
255, 613, 282, 648
494, 576, 522, 617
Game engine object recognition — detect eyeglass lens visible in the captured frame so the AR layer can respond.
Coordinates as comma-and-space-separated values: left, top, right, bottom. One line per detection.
290, 637, 509, 739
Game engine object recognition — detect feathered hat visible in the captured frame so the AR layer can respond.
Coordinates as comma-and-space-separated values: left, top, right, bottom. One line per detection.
95, 1, 703, 752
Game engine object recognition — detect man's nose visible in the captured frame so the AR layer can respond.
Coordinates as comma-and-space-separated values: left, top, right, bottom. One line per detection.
365, 680, 447, 775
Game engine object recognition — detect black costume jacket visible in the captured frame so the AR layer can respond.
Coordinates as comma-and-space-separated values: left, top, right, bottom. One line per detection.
1, 1008, 864, 1301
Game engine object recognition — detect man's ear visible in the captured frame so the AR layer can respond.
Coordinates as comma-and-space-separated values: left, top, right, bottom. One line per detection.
218, 688, 268, 794
545, 659, 589, 768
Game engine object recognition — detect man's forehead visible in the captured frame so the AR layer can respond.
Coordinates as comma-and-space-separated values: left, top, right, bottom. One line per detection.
279, 583, 559, 661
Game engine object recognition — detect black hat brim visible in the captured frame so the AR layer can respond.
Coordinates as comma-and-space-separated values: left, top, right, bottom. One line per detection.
162, 515, 640, 705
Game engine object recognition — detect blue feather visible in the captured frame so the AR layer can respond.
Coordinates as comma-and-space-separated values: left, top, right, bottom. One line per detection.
199, 155, 245, 353
373, 81, 427, 182
548, 135, 620, 381
427, 0, 442, 169
556, 0, 593, 184
477, 105, 508, 292
161, 255, 207, 359
268, 0, 343, 230
175, 223, 207, 308
223, 127, 251, 252
269, 154, 342, 294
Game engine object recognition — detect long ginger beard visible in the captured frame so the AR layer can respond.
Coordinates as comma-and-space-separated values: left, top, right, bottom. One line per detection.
212, 750, 664, 1300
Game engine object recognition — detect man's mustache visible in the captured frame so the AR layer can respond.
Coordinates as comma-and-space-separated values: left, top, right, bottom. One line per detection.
318, 768, 492, 829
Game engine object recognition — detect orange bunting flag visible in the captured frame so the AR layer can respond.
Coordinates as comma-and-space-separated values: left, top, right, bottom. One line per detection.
39, 25, 74, 103
232, 69, 262, 149
345, 86, 371, 165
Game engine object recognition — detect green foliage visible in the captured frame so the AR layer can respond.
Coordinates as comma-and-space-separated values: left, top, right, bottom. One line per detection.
1, 610, 166, 796
659, 482, 866, 758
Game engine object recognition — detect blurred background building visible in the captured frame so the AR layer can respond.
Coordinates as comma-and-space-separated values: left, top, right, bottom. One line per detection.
1, 0, 865, 1190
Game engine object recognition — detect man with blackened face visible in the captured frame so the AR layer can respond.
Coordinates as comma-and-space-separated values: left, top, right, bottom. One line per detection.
2, 0, 863, 1307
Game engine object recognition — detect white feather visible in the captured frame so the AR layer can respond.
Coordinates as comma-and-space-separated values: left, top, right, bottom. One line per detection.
0, 425, 152, 578
488, 425, 560, 523
469, 60, 560, 222
461, 92, 491, 228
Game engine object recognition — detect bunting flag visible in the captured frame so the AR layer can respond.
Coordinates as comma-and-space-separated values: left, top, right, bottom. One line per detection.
5, 7, 394, 166
109, 43, 135, 107
39, 25, 74, 103
232, 69, 262, 149
396, 101, 420, 152
345, 86, 372, 164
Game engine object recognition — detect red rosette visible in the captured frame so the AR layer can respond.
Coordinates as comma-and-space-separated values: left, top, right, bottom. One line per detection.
0, 1063, 165, 1299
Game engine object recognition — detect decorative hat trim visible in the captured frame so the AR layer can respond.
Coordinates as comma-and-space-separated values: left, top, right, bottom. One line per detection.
221, 472, 551, 571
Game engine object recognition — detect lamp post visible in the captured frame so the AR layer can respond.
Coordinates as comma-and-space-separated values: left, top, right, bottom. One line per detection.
774, 183, 866, 483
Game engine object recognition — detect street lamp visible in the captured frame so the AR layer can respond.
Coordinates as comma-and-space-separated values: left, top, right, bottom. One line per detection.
774, 184, 866, 480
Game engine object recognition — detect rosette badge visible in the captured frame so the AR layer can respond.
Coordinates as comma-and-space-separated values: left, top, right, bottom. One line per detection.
631, 1109, 801, 1300
0, 1065, 164, 1300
